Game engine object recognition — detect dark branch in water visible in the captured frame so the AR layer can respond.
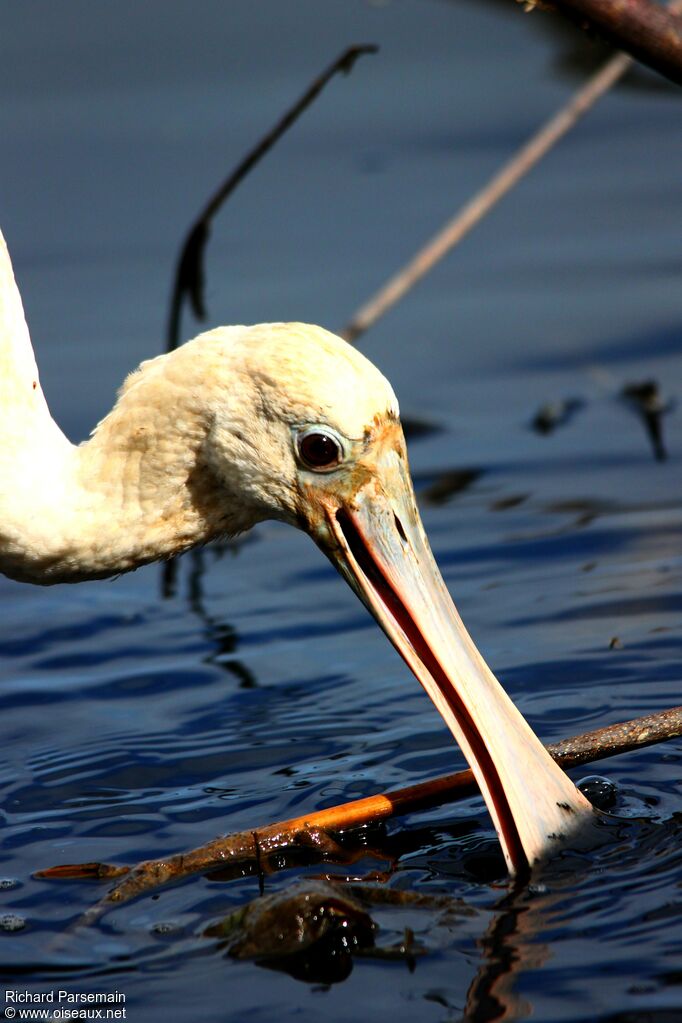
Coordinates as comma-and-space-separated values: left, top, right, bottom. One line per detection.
621, 378, 672, 461
166, 43, 377, 353
37, 705, 682, 924
161, 44, 377, 597
533, 0, 682, 88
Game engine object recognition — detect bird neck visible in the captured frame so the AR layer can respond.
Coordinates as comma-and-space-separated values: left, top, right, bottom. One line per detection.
75, 371, 240, 579
25, 373, 245, 584
1, 362, 244, 587
0, 230, 249, 584
0, 230, 69, 451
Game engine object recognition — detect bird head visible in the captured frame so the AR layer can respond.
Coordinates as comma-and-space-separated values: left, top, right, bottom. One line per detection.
198, 322, 593, 873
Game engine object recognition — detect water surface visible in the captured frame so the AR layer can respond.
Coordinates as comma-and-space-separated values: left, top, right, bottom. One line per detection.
1, 2, 681, 1020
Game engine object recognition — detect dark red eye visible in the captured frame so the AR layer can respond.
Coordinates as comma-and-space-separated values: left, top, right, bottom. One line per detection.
297, 430, 343, 470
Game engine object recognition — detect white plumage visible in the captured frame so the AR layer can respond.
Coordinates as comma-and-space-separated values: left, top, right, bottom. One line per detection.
0, 227, 595, 874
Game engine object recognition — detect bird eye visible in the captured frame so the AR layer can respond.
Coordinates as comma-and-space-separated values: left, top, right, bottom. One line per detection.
296, 428, 343, 471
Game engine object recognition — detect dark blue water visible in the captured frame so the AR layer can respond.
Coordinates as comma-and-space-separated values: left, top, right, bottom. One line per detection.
1, 2, 681, 1020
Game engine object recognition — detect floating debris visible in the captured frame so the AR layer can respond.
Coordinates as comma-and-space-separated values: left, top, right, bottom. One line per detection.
491, 493, 528, 512
151, 920, 183, 936
531, 398, 584, 435
0, 913, 26, 932
420, 467, 481, 505
205, 880, 376, 983
400, 416, 444, 441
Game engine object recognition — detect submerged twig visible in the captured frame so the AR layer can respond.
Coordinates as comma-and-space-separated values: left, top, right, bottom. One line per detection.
38, 706, 682, 924
166, 43, 377, 353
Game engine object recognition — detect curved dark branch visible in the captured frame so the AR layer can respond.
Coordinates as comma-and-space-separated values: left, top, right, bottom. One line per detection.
167, 43, 378, 352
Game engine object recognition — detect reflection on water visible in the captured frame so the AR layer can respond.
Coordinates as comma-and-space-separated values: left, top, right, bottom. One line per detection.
1, 0, 682, 1020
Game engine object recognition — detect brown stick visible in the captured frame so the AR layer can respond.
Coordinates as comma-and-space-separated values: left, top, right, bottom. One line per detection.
39, 706, 682, 923
340, 48, 632, 343
166, 44, 377, 353
542, 0, 682, 88
341, 0, 682, 345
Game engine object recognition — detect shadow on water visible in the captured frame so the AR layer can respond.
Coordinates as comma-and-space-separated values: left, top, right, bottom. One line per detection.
183, 548, 258, 690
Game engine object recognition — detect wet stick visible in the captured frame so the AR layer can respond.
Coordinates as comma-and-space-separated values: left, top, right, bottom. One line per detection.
38, 706, 682, 923
341, 0, 682, 344
533, 0, 682, 88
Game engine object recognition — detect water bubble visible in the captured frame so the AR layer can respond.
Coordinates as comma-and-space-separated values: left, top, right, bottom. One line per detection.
151, 920, 181, 935
578, 775, 619, 811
